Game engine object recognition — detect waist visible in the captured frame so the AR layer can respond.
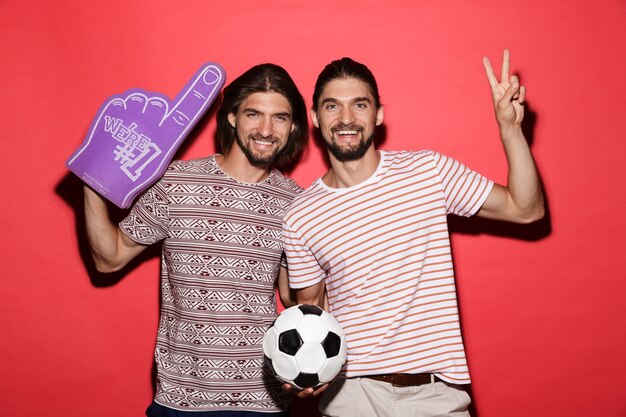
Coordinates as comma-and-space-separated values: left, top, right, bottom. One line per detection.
357, 373, 440, 387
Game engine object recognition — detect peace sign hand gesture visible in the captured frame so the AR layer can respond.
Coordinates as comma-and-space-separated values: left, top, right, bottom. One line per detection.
483, 49, 525, 129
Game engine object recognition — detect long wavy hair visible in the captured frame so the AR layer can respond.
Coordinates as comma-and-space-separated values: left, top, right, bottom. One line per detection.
216, 64, 308, 169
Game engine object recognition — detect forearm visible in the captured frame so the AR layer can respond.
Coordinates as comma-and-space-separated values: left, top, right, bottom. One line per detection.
500, 125, 544, 222
295, 282, 325, 308
83, 185, 144, 272
277, 266, 297, 308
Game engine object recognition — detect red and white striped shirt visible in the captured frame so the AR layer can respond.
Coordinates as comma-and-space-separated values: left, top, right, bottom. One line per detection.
283, 150, 493, 384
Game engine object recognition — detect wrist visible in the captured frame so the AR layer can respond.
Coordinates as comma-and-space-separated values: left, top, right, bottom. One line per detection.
498, 124, 524, 140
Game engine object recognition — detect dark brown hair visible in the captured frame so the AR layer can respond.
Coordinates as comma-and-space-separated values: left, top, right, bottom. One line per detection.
312, 57, 381, 111
216, 64, 308, 169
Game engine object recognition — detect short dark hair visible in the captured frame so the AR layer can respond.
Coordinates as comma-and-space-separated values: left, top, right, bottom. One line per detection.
312, 57, 381, 111
216, 63, 308, 169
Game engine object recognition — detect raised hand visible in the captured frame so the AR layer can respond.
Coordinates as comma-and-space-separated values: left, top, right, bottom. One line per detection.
67, 63, 225, 208
477, 49, 545, 224
483, 49, 525, 128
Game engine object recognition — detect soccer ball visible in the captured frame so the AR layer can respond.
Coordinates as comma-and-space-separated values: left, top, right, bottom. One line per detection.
263, 304, 347, 390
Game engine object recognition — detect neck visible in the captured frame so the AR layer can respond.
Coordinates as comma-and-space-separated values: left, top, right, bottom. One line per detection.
216, 148, 271, 184
323, 146, 380, 188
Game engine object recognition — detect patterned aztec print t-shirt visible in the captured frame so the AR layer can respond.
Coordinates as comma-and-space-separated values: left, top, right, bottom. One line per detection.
119, 156, 302, 413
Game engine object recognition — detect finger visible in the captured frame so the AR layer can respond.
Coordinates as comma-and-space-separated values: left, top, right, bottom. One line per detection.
518, 85, 526, 104
162, 63, 226, 134
501, 49, 510, 83
501, 82, 520, 105
125, 92, 149, 113
482, 56, 498, 88
312, 383, 330, 396
510, 75, 520, 100
296, 388, 314, 398
144, 96, 169, 121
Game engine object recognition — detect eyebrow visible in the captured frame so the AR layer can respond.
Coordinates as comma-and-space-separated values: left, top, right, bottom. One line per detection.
243, 107, 292, 118
321, 97, 372, 105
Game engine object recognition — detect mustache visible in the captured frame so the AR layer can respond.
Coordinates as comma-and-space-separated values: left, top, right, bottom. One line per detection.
331, 124, 363, 133
249, 132, 278, 142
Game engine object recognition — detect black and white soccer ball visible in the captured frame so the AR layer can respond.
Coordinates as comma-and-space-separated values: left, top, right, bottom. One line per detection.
263, 304, 347, 390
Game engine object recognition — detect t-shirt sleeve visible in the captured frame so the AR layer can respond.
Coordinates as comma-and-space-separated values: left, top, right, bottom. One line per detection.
431, 151, 494, 217
119, 178, 170, 245
282, 218, 326, 289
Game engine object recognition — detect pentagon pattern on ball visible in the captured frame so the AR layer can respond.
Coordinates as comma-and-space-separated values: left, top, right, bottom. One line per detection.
298, 304, 323, 315
322, 331, 341, 357
278, 329, 302, 355
263, 304, 348, 390
294, 373, 319, 390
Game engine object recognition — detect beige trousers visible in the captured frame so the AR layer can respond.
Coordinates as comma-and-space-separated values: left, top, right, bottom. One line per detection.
318, 377, 471, 417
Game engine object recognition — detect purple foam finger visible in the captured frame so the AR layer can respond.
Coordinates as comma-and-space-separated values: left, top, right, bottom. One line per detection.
162, 64, 225, 133
66, 63, 226, 208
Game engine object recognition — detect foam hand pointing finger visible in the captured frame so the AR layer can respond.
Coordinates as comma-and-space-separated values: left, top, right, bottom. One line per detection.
66, 63, 226, 208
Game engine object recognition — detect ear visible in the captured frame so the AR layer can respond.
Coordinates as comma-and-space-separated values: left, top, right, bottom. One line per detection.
310, 109, 320, 128
290, 122, 295, 133
376, 106, 384, 126
227, 112, 236, 128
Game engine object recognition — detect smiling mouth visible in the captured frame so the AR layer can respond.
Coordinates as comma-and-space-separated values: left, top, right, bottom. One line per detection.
332, 124, 363, 138
333, 128, 363, 144
249, 133, 278, 148
253, 138, 275, 145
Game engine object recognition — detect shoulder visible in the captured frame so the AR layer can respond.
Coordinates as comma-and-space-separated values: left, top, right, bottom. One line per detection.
283, 179, 326, 223
160, 156, 219, 181
379, 149, 444, 174
387, 149, 440, 158
269, 169, 302, 192
381, 149, 440, 164
165, 156, 216, 172
266, 169, 304, 197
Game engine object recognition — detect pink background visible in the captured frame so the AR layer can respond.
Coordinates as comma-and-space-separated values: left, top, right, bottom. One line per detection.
2, 1, 625, 416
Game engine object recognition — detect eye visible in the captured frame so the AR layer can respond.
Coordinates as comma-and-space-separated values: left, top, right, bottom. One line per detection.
324, 103, 338, 111
355, 102, 368, 110
274, 115, 289, 123
246, 111, 260, 119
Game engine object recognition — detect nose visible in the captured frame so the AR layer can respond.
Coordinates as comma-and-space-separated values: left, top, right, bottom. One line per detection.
338, 106, 355, 125
258, 116, 273, 138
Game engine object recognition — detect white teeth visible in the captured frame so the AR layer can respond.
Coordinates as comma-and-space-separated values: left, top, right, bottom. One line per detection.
338, 130, 358, 135
254, 139, 273, 145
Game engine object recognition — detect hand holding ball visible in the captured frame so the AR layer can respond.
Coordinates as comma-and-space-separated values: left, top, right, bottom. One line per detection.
263, 305, 347, 390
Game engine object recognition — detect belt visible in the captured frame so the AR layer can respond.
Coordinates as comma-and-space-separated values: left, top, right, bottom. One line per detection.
361, 373, 438, 387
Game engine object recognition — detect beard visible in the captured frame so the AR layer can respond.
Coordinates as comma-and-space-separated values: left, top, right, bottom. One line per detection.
325, 125, 374, 162
236, 133, 283, 166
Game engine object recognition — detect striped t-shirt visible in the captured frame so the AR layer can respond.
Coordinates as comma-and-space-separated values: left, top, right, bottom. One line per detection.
119, 155, 301, 412
283, 150, 493, 384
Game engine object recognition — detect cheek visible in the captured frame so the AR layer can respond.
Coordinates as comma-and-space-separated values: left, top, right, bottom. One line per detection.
236, 125, 247, 138
277, 123, 293, 137
238, 121, 258, 136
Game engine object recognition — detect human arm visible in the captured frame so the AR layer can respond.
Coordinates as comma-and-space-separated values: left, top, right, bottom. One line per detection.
280, 221, 332, 396
277, 266, 297, 308
477, 49, 544, 223
295, 281, 325, 307
282, 219, 327, 308
83, 185, 148, 272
